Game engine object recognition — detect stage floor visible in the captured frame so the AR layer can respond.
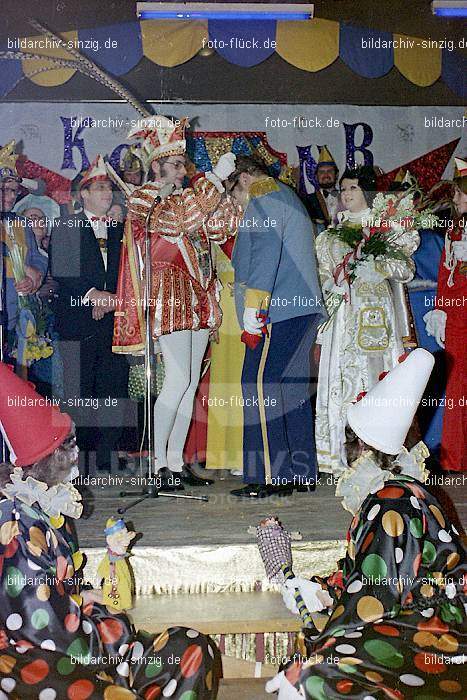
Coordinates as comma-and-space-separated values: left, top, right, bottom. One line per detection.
76, 472, 467, 549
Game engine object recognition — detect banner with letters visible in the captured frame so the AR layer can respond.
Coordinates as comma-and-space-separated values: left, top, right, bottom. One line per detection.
0, 103, 465, 191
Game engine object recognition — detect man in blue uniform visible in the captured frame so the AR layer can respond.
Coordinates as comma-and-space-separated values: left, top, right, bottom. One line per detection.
229, 156, 326, 498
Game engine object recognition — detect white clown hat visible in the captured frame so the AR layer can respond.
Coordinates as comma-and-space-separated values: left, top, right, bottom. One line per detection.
347, 349, 435, 455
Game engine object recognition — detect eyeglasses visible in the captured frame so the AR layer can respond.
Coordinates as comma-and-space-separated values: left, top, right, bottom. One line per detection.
165, 160, 186, 170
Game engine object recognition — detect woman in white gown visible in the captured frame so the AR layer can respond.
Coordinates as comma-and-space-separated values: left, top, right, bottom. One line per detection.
315, 167, 420, 476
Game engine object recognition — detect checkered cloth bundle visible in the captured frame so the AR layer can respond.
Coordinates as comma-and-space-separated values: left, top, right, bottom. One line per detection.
256, 518, 313, 627
256, 520, 293, 583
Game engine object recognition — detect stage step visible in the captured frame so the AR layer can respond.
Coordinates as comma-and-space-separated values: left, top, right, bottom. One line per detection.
218, 678, 271, 700
129, 590, 301, 635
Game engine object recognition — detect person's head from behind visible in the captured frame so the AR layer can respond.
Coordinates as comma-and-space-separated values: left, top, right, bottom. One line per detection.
228, 155, 270, 199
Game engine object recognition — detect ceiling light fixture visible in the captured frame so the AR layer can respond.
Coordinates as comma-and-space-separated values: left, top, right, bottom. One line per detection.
136, 3, 314, 21
431, 1, 467, 16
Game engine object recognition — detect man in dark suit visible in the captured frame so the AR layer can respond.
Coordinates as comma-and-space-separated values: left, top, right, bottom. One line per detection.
302, 146, 340, 236
50, 156, 129, 472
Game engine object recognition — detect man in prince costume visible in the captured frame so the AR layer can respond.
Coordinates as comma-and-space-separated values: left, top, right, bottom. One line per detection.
113, 115, 241, 487
0, 362, 220, 698
266, 349, 466, 699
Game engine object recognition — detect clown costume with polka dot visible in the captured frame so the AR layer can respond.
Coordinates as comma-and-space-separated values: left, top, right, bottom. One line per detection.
0, 362, 220, 699
267, 350, 466, 700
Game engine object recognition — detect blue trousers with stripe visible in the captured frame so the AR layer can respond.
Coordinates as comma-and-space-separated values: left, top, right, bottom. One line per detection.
241, 313, 320, 486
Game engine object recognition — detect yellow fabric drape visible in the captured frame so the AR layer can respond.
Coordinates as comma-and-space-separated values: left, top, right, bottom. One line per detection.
276, 18, 339, 72
206, 248, 244, 471
22, 31, 78, 86
394, 33, 441, 87
141, 20, 208, 67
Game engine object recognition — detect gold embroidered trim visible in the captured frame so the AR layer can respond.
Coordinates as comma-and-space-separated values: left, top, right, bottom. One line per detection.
249, 177, 280, 199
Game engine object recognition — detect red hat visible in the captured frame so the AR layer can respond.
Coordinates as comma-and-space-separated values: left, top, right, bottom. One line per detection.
0, 363, 72, 466
78, 155, 109, 190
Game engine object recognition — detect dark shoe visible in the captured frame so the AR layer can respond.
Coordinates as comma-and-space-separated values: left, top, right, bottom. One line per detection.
157, 468, 185, 492
231, 484, 268, 498
231, 484, 293, 498
180, 464, 214, 487
295, 481, 317, 493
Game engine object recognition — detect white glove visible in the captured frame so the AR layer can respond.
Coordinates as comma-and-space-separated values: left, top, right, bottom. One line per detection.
265, 671, 303, 699
355, 257, 385, 284
213, 152, 237, 181
243, 307, 263, 335
451, 240, 467, 262
281, 578, 333, 615
423, 309, 447, 349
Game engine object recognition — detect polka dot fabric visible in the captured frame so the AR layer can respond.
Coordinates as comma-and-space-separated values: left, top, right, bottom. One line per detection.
0, 499, 220, 698
292, 478, 466, 698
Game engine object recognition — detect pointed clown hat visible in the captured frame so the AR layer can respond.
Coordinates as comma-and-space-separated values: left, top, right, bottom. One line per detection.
0, 363, 72, 466
104, 517, 126, 536
453, 156, 467, 194
347, 349, 435, 455
127, 115, 188, 170
317, 145, 337, 169
78, 155, 109, 190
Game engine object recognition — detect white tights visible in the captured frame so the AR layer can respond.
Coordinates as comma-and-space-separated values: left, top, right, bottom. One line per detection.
154, 328, 210, 472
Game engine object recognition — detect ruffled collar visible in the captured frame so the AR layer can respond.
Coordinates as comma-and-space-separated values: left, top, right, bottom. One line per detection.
337, 207, 371, 225
336, 442, 430, 515
2, 467, 83, 520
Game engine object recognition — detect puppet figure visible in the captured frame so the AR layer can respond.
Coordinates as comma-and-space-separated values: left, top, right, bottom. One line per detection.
98, 517, 136, 611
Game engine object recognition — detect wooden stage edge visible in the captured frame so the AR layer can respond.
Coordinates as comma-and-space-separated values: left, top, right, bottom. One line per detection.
76, 475, 467, 550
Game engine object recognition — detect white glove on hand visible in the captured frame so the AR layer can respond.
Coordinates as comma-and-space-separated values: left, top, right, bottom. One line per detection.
243, 307, 263, 335
213, 152, 237, 181
265, 671, 303, 699
451, 240, 467, 262
423, 309, 447, 349
281, 578, 333, 615
355, 257, 385, 284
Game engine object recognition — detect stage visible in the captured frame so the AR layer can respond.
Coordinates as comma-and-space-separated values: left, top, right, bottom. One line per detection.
74, 470, 466, 691
76, 471, 466, 549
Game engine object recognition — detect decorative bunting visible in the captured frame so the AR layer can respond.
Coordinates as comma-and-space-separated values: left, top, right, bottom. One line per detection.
141, 19, 207, 67
0, 19, 463, 97
340, 24, 393, 78
21, 31, 78, 87
208, 20, 276, 67
393, 33, 441, 87
78, 22, 143, 76
276, 19, 339, 72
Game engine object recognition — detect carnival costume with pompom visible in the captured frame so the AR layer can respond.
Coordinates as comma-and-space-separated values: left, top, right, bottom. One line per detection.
0, 363, 219, 699
273, 350, 466, 700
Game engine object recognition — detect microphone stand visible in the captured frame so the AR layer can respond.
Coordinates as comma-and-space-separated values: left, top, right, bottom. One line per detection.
119, 182, 208, 507
0, 190, 8, 462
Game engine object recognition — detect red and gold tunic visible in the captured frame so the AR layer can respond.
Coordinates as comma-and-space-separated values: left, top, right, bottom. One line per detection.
113, 174, 240, 353
435, 221, 467, 471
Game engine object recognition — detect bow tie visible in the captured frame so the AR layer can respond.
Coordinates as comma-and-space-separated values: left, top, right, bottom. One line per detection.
90, 216, 109, 222
323, 189, 338, 199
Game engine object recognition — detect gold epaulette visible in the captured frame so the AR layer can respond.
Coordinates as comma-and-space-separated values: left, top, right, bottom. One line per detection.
249, 177, 280, 199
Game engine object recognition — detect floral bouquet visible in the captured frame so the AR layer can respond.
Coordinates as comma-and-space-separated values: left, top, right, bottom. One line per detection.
322, 180, 439, 324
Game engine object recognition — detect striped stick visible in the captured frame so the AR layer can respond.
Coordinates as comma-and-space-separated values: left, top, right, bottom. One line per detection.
281, 564, 313, 627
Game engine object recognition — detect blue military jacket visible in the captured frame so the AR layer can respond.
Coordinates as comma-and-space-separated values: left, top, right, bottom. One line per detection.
231, 177, 326, 325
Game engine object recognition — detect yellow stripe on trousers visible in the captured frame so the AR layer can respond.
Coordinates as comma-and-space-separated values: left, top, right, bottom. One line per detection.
257, 323, 272, 484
